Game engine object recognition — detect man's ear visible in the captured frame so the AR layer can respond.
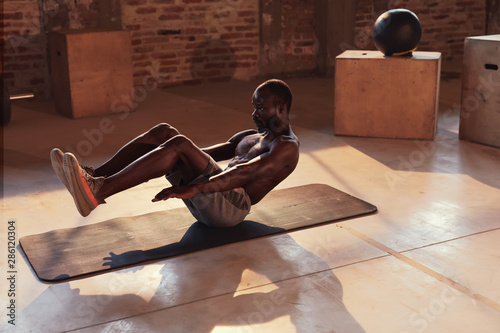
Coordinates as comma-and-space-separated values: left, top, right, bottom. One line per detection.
279, 104, 287, 114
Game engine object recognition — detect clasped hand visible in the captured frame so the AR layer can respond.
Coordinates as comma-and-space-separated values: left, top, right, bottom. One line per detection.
152, 185, 198, 202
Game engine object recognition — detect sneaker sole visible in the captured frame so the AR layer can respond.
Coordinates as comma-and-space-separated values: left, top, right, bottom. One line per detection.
50, 148, 70, 192
64, 153, 98, 217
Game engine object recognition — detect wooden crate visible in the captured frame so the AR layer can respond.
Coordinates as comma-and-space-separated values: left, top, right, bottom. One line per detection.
49, 29, 134, 118
459, 35, 500, 148
334, 50, 441, 139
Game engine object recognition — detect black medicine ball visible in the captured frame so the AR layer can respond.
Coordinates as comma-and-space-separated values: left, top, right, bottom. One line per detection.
373, 9, 422, 56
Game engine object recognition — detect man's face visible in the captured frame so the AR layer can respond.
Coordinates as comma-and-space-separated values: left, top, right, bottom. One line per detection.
251, 88, 281, 131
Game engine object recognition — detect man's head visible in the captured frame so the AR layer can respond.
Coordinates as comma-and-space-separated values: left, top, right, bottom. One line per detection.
252, 79, 293, 132
255, 79, 292, 113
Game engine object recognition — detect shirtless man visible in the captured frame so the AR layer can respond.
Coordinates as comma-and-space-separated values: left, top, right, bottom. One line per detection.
51, 79, 300, 227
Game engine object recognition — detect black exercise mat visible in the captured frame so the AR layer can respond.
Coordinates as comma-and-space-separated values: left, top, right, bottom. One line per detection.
20, 184, 377, 282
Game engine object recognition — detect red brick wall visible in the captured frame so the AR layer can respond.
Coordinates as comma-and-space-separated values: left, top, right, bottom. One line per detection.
354, 0, 487, 70
2, 1, 47, 97
1, 0, 260, 97
1, 0, 102, 97
121, 0, 259, 87
0, 0, 491, 98
488, 0, 500, 33
282, 0, 317, 73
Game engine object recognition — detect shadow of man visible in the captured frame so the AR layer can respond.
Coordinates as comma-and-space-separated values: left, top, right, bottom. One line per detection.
13, 222, 365, 332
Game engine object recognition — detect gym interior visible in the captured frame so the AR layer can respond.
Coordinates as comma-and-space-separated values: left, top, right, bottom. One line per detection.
2, 1, 500, 332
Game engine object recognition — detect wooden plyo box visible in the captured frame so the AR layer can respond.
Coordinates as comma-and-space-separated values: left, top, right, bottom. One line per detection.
49, 29, 134, 118
334, 50, 441, 139
459, 35, 500, 148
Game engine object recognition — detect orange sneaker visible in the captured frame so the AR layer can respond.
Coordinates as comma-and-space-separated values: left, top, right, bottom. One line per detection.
63, 152, 105, 217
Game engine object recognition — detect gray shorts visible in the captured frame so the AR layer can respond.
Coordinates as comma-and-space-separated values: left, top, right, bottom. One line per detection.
166, 158, 251, 227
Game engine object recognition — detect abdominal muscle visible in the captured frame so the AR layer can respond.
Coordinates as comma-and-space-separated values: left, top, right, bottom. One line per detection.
226, 156, 248, 169
223, 132, 294, 204
224, 155, 293, 205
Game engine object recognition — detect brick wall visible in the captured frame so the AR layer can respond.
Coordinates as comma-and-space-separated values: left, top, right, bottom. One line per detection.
2, 1, 46, 97
1, 0, 103, 97
0, 0, 492, 98
122, 0, 259, 87
488, 0, 500, 34
1, 0, 261, 97
282, 0, 316, 74
353, 0, 487, 71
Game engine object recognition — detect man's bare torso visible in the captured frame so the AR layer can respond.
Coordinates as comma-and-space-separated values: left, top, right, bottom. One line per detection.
226, 129, 299, 204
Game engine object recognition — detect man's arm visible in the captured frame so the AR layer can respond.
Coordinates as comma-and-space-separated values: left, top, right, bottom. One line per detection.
153, 138, 299, 201
201, 129, 257, 162
205, 139, 299, 192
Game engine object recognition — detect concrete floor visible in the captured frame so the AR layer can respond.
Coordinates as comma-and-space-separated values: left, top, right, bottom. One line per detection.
2, 76, 500, 332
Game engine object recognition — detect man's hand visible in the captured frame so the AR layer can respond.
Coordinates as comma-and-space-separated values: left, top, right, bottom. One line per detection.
152, 185, 198, 202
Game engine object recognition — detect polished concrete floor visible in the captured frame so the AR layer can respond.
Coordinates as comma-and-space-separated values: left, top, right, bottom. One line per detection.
2, 76, 500, 332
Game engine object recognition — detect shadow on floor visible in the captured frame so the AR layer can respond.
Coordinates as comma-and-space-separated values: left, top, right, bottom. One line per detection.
15, 224, 365, 332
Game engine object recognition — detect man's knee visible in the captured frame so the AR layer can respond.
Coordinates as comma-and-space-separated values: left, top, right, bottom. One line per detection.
159, 134, 193, 151
145, 123, 180, 144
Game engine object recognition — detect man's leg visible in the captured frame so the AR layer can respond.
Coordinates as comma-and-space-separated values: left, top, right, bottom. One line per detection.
51, 123, 181, 199
95, 135, 210, 201
93, 123, 181, 177
66, 134, 210, 211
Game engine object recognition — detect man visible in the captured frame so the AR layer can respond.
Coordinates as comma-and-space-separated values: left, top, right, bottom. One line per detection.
51, 79, 300, 227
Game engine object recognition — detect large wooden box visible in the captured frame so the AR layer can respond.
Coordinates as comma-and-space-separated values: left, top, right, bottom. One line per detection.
49, 29, 134, 118
459, 35, 500, 148
334, 50, 441, 139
